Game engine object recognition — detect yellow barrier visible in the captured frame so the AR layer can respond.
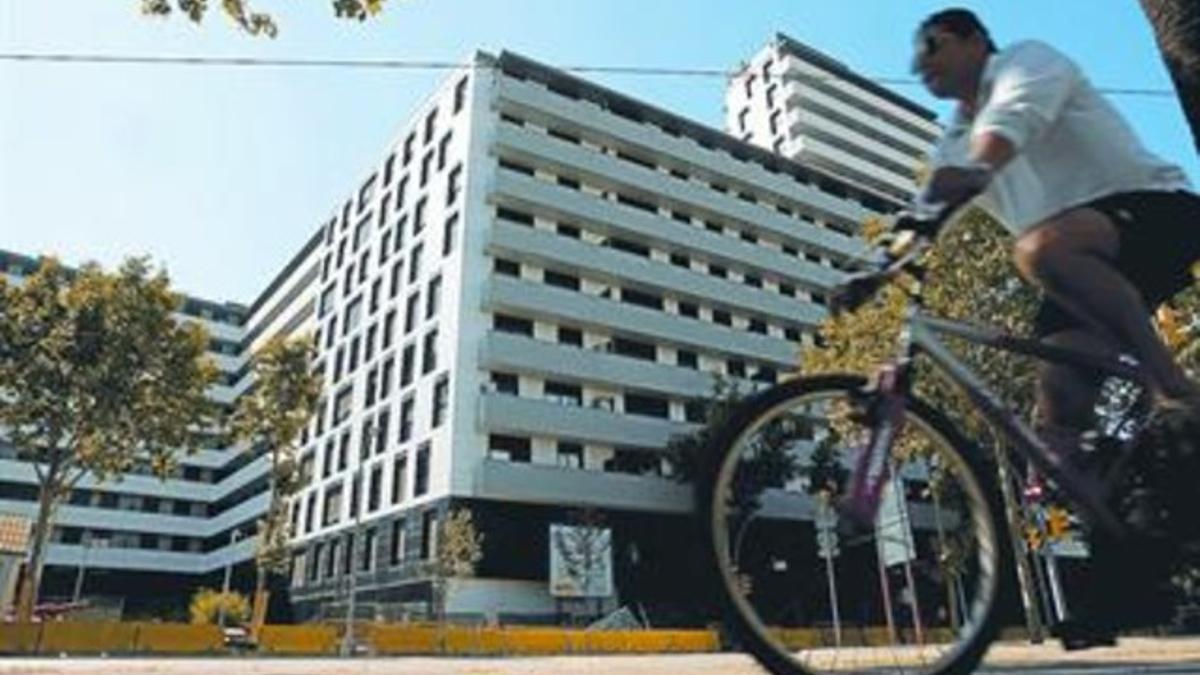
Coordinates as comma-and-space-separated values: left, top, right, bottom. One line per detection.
135, 623, 223, 654
0, 624, 41, 654
502, 627, 573, 656
367, 624, 442, 655
38, 621, 137, 654
256, 625, 339, 655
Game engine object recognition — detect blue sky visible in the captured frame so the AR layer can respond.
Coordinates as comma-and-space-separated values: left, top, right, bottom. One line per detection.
2, 1, 1195, 304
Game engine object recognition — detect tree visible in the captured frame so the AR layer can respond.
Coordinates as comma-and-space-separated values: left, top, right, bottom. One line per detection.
0, 257, 218, 622
228, 335, 322, 631
803, 208, 1040, 444
424, 507, 484, 623
190, 588, 251, 625
1140, 0, 1200, 154
139, 0, 390, 37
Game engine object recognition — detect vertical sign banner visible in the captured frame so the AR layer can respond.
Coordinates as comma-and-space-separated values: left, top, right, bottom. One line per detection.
549, 524, 613, 598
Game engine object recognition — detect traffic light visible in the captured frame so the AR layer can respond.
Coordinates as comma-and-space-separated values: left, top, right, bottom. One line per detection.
1046, 506, 1071, 541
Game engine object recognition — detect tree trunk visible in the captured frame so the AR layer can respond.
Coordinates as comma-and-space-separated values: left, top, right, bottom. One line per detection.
1141, 0, 1200, 154
15, 481, 58, 622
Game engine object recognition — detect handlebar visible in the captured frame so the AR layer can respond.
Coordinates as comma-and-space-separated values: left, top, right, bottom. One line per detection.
828, 199, 967, 316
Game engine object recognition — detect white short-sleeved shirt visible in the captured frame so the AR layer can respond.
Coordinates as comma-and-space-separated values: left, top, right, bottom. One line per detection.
933, 40, 1191, 235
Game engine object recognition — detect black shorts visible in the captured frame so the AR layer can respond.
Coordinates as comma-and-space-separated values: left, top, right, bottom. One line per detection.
1033, 190, 1200, 338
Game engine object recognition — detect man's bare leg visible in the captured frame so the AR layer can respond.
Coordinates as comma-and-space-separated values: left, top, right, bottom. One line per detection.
1013, 207, 1199, 404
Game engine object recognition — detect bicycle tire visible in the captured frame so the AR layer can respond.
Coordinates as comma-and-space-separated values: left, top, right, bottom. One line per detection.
696, 373, 1013, 675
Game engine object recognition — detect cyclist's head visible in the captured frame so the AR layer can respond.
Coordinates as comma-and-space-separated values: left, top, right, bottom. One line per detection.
912, 8, 996, 99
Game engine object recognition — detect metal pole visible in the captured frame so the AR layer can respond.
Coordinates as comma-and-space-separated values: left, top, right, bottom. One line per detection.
875, 532, 897, 644
71, 538, 91, 604
993, 444, 1045, 643
1045, 549, 1068, 622
217, 530, 241, 628
894, 471, 924, 645
342, 466, 363, 657
822, 545, 843, 648
816, 497, 842, 648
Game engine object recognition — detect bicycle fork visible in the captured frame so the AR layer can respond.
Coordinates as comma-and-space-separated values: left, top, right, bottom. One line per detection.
843, 363, 910, 526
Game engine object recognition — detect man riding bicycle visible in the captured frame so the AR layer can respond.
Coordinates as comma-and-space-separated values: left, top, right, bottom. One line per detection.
906, 7, 1200, 646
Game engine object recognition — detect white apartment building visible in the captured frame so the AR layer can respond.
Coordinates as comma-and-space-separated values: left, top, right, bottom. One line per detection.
726, 33, 941, 203
1, 40, 937, 625
284, 49, 894, 624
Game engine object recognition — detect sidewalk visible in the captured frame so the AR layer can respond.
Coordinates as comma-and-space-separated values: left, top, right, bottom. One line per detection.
0, 637, 1199, 674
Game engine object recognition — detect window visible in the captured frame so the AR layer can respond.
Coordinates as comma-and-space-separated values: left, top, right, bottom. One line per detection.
621, 288, 663, 311
392, 456, 407, 505
744, 73, 755, 98
491, 371, 518, 395
557, 326, 583, 347
494, 258, 520, 277
365, 323, 378, 361
544, 380, 582, 407
380, 230, 392, 264
494, 314, 533, 336
540, 269, 577, 291
347, 336, 360, 373
402, 132, 415, 165
338, 431, 350, 471
361, 527, 377, 571
389, 259, 404, 298
420, 152, 433, 188
344, 297, 363, 335
625, 392, 670, 418
557, 222, 580, 238
398, 397, 414, 443
496, 206, 534, 226
423, 108, 437, 144
432, 376, 450, 428
769, 110, 781, 136
365, 368, 379, 407
488, 434, 531, 462
414, 443, 431, 496
728, 359, 747, 378
333, 348, 345, 382
557, 442, 584, 469
359, 419, 373, 460
376, 410, 390, 452
333, 386, 353, 424
422, 329, 439, 374
737, 107, 749, 132
409, 243, 423, 283
713, 309, 732, 326
677, 349, 698, 369
446, 165, 462, 205
420, 509, 437, 559
442, 213, 458, 257
391, 517, 407, 564
400, 344, 415, 387
437, 131, 452, 170
322, 440, 335, 478
322, 484, 342, 527
319, 285, 335, 318
380, 357, 395, 399
678, 301, 699, 319
613, 337, 656, 361
453, 76, 468, 113
766, 83, 777, 108
370, 279, 382, 314
425, 275, 442, 319
368, 466, 382, 513
396, 175, 409, 210
382, 309, 397, 348
404, 292, 421, 334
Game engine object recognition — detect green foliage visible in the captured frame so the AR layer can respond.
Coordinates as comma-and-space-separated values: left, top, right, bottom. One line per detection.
803, 207, 1041, 444
189, 588, 251, 625
229, 335, 322, 576
0, 256, 218, 620
663, 375, 743, 483
425, 507, 484, 621
140, 0, 391, 37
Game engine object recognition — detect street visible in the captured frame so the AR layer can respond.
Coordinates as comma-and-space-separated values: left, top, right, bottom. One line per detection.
4, 638, 1200, 674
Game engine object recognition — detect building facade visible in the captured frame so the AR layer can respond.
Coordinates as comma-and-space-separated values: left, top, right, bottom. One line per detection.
1, 39, 938, 625
726, 33, 940, 203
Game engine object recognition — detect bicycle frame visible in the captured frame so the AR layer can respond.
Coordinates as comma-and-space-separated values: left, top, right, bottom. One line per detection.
856, 303, 1153, 537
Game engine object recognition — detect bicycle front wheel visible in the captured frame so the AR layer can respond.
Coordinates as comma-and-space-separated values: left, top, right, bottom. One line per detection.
698, 374, 1012, 675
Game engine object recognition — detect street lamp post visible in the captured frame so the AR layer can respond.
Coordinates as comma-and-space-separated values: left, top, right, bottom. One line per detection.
217, 529, 242, 628
341, 465, 364, 657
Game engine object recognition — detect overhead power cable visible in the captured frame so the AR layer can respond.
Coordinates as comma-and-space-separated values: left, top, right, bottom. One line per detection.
0, 52, 1179, 98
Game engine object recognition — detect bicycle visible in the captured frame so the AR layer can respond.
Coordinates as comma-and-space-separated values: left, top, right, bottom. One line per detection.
696, 203, 1197, 674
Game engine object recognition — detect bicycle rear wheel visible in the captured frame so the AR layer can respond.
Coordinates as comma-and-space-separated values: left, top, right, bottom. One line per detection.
698, 374, 1012, 675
